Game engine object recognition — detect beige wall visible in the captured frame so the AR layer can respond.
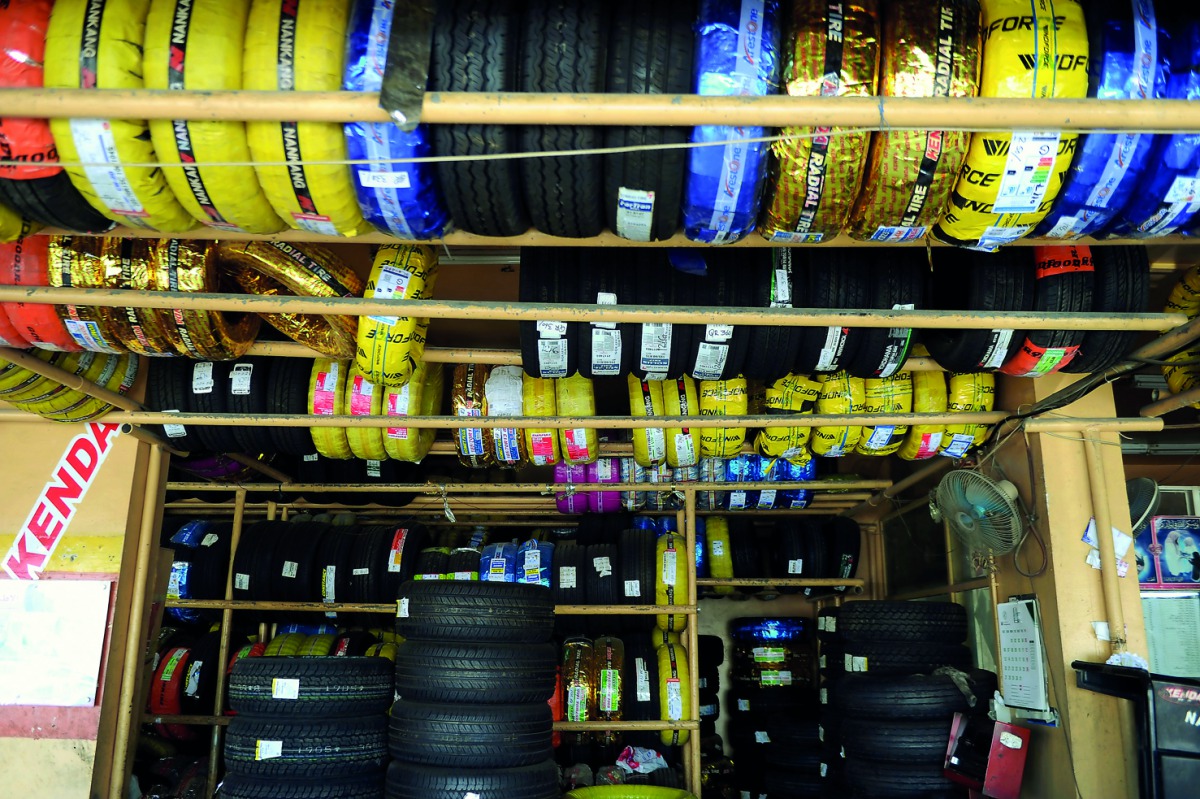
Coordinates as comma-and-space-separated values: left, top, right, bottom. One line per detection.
0, 416, 145, 799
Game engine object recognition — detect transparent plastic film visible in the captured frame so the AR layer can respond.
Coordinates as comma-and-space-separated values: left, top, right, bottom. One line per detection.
940, 372, 996, 458
809, 371, 865, 458
933, 0, 1089, 250
522, 376, 560, 467
855, 372, 914, 456
485, 365, 527, 468
897, 369, 949, 460
847, 0, 981, 242
96, 237, 180, 357
700, 377, 749, 458
144, 0, 285, 234
761, 0, 880, 243
355, 243, 438, 387
244, 0, 370, 236
756, 373, 821, 462
453, 363, 494, 469
44, 0, 197, 231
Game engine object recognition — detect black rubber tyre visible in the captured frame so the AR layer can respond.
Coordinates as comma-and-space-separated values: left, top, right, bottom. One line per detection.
832, 670, 997, 720
224, 715, 387, 778
698, 634, 725, 668
268, 357, 319, 456
838, 601, 968, 646
394, 641, 557, 704
269, 522, 331, 602
825, 516, 863, 590
619, 529, 657, 605
226, 357, 275, 455
430, 0, 528, 237
219, 773, 385, 799
519, 248, 579, 378
844, 251, 928, 379
412, 548, 450, 580
518, 1, 609, 238
794, 250, 871, 374
227, 656, 393, 717
844, 757, 965, 798
629, 251, 692, 379
744, 249, 802, 382
446, 547, 481, 578
924, 249, 1034, 372
775, 519, 829, 590
842, 718, 955, 764
584, 542, 621, 605
1062, 246, 1150, 373
231, 521, 287, 602
313, 527, 362, 611
183, 360, 241, 454
552, 541, 588, 638
383, 759, 559, 799
146, 359, 202, 453
577, 254, 637, 378
179, 631, 223, 716
839, 642, 972, 677
623, 639, 662, 751
686, 253, 752, 380
0, 173, 113, 232
762, 768, 824, 798
1019, 248, 1095, 357
347, 524, 429, 605
816, 607, 841, 641
728, 519, 764, 592
395, 580, 555, 643
819, 640, 844, 678
603, 1, 693, 241
388, 700, 553, 768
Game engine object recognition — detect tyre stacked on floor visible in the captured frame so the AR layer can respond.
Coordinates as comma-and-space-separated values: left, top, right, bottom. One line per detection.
222, 656, 394, 799
821, 601, 996, 799
390, 580, 559, 799
725, 618, 822, 798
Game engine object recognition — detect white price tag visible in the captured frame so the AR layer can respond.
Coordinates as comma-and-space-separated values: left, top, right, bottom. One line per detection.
537, 320, 568, 338
693, 342, 729, 381
593, 557, 613, 578
234, 573, 249, 591
281, 561, 298, 579
537, 338, 569, 378
358, 170, 411, 189
397, 597, 410, 618
662, 551, 677, 586
271, 678, 300, 699
666, 678, 683, 721
624, 579, 642, 598
639, 323, 673, 374
230, 364, 253, 396
787, 558, 804, 575
993, 131, 1060, 213
591, 328, 622, 375
616, 187, 656, 242
558, 566, 577, 589
706, 324, 734, 343
191, 362, 214, 394
255, 740, 283, 761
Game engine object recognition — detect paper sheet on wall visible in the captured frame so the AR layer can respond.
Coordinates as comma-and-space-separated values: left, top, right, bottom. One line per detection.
1141, 592, 1200, 679
0, 580, 111, 706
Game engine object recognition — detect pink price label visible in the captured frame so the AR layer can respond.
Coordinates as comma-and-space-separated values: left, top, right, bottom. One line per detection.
350, 376, 373, 415
564, 428, 590, 461
312, 373, 336, 416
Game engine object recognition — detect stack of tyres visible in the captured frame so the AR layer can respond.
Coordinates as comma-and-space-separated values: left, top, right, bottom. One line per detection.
725, 618, 821, 798
222, 656, 394, 799
390, 580, 559, 799
696, 635, 724, 739
827, 601, 995, 799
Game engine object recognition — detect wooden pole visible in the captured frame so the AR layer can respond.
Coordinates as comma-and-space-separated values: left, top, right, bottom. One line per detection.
109, 446, 165, 799
0, 346, 144, 410
2, 89, 1199, 132
1083, 431, 1128, 654
0, 286, 1181, 331
1140, 385, 1200, 417
683, 488, 702, 797
118, 423, 188, 457
206, 489, 246, 793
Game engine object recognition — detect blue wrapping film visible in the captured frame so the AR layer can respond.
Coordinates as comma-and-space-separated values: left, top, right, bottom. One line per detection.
632, 516, 659, 531
276, 623, 340, 636
773, 456, 816, 509
344, 0, 450, 239
1107, 18, 1200, 239
1036, 0, 1167, 240
694, 518, 709, 578
697, 457, 728, 510
682, 0, 782, 244
658, 516, 680, 535
166, 520, 212, 624
723, 453, 764, 510
730, 617, 806, 643
517, 539, 554, 587
480, 542, 518, 583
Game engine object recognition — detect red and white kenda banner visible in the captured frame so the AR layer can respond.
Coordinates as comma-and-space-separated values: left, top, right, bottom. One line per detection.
2, 423, 121, 580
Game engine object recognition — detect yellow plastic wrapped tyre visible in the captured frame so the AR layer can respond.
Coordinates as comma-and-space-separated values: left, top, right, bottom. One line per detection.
756, 374, 821, 462
44, 0, 197, 232
522, 376, 560, 467
297, 634, 336, 657
1164, 266, 1200, 404
940, 372, 996, 458
345, 364, 386, 461
220, 240, 363, 359
486, 365, 527, 467
384, 361, 443, 462
244, 0, 369, 237
309, 359, 353, 459
356, 244, 439, 387
567, 789, 696, 799
705, 517, 734, 597
558, 374, 598, 466
898, 370, 949, 460
651, 629, 683, 651
453, 364, 494, 469
661, 376, 700, 469
846, 0, 981, 242
628, 375, 667, 468
3, 351, 116, 405
0, 203, 35, 243
933, 0, 1089, 250
856, 373, 914, 457
809, 372, 865, 458
365, 642, 398, 661
655, 533, 688, 633
144, 0, 284, 234
264, 634, 307, 657
760, 1, 880, 243
699, 378, 748, 458
0, 351, 72, 401
657, 642, 691, 747
50, 352, 138, 421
